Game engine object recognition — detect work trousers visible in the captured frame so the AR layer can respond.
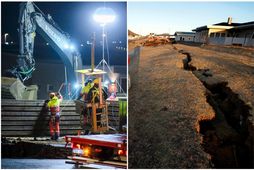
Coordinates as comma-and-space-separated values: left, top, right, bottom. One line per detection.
49, 112, 60, 140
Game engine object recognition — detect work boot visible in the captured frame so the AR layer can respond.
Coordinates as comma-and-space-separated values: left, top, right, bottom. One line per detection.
55, 132, 60, 141
51, 136, 55, 140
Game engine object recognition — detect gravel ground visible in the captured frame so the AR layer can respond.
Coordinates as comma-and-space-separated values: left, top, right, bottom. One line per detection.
128, 43, 254, 168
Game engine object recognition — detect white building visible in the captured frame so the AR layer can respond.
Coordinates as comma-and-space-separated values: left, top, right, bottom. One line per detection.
174, 32, 195, 42
193, 17, 254, 47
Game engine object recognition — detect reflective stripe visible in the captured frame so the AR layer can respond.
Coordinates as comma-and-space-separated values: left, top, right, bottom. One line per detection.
91, 87, 99, 103
50, 106, 60, 113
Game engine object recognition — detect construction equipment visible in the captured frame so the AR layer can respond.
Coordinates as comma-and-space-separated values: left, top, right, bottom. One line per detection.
76, 69, 109, 133
65, 134, 127, 168
9, 2, 82, 85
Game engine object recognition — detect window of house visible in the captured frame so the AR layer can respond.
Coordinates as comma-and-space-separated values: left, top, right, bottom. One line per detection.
215, 33, 220, 37
47, 84, 54, 92
252, 34, 254, 39
221, 33, 226, 37
210, 33, 215, 37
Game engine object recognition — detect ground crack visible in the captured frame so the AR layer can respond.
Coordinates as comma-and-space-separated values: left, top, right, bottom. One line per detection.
180, 51, 253, 168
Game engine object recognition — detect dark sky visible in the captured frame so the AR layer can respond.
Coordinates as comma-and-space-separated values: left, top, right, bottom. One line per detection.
1, 2, 127, 65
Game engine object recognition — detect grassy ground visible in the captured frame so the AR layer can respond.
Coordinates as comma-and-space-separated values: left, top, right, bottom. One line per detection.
128, 42, 254, 168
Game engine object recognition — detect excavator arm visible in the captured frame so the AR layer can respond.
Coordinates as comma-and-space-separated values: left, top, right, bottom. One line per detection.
10, 2, 82, 84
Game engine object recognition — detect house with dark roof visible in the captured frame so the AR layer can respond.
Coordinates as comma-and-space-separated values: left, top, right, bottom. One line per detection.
192, 17, 254, 47
174, 32, 195, 42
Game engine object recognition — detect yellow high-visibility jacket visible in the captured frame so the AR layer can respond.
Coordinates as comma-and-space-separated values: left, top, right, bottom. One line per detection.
82, 82, 94, 94
47, 96, 62, 113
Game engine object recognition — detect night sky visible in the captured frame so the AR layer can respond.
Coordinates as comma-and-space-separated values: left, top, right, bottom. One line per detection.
1, 2, 127, 66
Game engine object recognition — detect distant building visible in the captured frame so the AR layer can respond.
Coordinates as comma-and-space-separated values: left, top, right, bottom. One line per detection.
174, 32, 195, 42
193, 17, 254, 47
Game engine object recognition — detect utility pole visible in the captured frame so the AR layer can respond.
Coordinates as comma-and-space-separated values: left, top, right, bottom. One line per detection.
91, 32, 95, 72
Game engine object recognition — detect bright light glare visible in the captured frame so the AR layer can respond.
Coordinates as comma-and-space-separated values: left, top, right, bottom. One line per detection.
64, 44, 69, 49
93, 7, 116, 24
74, 83, 80, 89
103, 80, 109, 87
70, 44, 75, 51
109, 73, 118, 82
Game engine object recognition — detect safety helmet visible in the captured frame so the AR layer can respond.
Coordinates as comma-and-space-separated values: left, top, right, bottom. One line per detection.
49, 92, 55, 99
93, 78, 99, 84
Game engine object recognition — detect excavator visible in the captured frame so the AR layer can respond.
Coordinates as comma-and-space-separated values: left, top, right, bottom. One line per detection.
9, 2, 82, 86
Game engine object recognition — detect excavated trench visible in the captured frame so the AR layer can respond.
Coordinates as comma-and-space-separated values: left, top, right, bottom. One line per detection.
181, 52, 253, 168
1, 138, 71, 159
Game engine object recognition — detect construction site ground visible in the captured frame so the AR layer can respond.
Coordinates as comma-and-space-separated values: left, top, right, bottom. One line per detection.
128, 42, 254, 168
2, 137, 70, 159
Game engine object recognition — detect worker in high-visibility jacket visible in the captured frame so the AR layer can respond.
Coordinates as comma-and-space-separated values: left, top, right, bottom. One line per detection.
77, 79, 94, 101
47, 92, 62, 140
87, 78, 107, 103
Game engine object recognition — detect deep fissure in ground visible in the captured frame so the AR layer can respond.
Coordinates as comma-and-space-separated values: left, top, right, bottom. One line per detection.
181, 52, 253, 168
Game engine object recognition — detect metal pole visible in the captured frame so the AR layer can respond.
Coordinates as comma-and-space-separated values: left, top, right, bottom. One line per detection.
64, 66, 68, 99
91, 32, 95, 72
102, 25, 105, 81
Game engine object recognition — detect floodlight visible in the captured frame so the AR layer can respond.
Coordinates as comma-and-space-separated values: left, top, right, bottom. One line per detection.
93, 7, 116, 24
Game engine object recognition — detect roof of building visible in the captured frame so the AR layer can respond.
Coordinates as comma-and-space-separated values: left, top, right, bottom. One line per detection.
156, 33, 170, 36
174, 32, 195, 35
213, 22, 241, 26
193, 20, 254, 32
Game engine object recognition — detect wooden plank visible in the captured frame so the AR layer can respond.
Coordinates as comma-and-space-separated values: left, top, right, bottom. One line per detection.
1, 103, 76, 107
108, 106, 119, 108
108, 115, 120, 118
2, 112, 80, 117
1, 120, 81, 126
2, 100, 76, 106
2, 126, 82, 131
1, 130, 82, 136
108, 109, 120, 112
2, 116, 80, 121
2, 107, 76, 111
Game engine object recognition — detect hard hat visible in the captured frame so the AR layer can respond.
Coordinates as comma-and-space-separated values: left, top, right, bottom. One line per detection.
93, 78, 99, 84
49, 92, 55, 99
